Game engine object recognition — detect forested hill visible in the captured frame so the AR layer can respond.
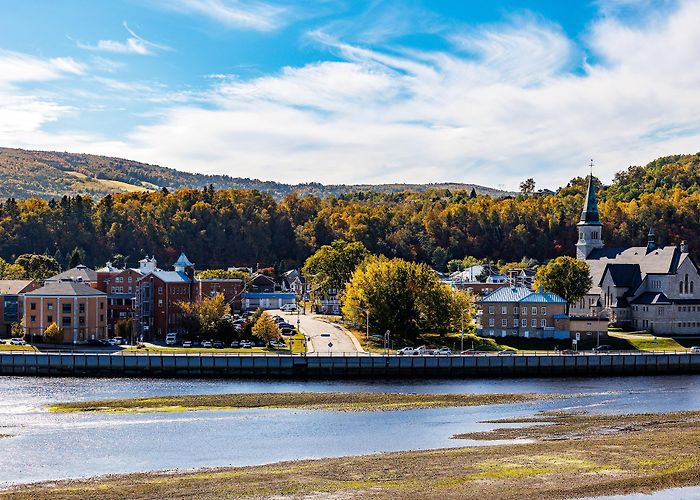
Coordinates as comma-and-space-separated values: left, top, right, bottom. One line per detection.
0, 147, 509, 199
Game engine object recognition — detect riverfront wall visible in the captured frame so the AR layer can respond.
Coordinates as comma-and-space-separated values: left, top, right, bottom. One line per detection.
3, 352, 700, 378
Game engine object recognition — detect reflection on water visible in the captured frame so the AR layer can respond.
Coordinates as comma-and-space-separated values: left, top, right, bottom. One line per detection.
1, 375, 700, 486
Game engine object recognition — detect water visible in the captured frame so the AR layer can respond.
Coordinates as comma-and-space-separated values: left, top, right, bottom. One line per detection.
1, 375, 700, 487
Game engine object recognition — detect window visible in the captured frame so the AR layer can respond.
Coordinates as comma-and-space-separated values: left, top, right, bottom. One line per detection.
30, 303, 36, 310
501, 319, 507, 327
62, 303, 71, 314
514, 319, 518, 327
158, 287, 163, 295
692, 282, 695, 294
531, 306, 537, 315
79, 303, 85, 314
531, 319, 537, 327
541, 319, 547, 327
47, 315, 52, 323
30, 315, 36, 322
541, 307, 547, 315
100, 314, 104, 322
62, 316, 71, 327
501, 306, 507, 315
680, 282, 684, 294
158, 299, 163, 307
488, 318, 495, 327
47, 303, 53, 311
488, 306, 495, 315
658, 307, 664, 316
116, 277, 124, 283
79, 317, 85, 326
128, 276, 132, 283
100, 302, 104, 310
513, 306, 519, 314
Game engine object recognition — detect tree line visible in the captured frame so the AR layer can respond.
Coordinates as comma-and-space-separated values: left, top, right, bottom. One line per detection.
0, 153, 698, 273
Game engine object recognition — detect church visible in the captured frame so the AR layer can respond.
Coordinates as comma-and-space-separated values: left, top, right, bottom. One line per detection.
570, 174, 700, 335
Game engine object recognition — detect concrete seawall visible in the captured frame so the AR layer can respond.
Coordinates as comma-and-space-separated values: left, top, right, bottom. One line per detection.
3, 352, 700, 378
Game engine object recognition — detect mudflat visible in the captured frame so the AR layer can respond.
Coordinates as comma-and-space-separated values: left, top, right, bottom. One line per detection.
7, 409, 700, 499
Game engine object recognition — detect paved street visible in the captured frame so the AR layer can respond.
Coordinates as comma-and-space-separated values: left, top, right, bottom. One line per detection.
278, 311, 361, 354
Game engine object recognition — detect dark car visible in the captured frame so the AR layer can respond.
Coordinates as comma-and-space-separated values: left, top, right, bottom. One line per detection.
593, 345, 612, 353
560, 349, 577, 355
212, 341, 225, 349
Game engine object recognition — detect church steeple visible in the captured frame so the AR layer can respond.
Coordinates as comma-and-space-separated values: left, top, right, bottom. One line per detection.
576, 160, 604, 260
580, 170, 600, 224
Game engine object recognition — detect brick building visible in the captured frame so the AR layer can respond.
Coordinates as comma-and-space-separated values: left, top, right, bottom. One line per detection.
23, 281, 107, 343
0, 280, 39, 336
136, 253, 243, 340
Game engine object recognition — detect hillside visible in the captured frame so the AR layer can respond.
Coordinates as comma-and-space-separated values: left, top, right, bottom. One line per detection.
0, 148, 510, 199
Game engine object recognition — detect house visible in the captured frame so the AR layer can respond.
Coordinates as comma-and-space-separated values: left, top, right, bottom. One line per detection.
506, 268, 537, 290
476, 286, 573, 339
247, 273, 277, 293
45, 264, 97, 286
572, 173, 700, 335
135, 253, 243, 340
280, 270, 307, 296
241, 292, 296, 311
0, 280, 39, 336
23, 280, 107, 343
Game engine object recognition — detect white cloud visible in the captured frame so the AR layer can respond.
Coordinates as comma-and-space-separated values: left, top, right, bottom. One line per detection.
0, 51, 85, 85
155, 0, 290, 31
107, 0, 700, 190
76, 22, 168, 56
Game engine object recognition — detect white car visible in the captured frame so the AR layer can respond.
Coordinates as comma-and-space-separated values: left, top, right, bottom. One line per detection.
396, 347, 418, 356
239, 341, 254, 348
9, 338, 26, 346
436, 347, 452, 356
201, 340, 213, 348
280, 304, 298, 312
690, 346, 700, 354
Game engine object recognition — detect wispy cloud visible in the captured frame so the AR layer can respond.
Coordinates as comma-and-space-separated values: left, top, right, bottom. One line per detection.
75, 22, 169, 55
155, 0, 290, 31
113, 0, 700, 189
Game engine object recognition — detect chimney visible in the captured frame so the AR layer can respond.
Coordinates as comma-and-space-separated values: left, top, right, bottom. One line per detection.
646, 227, 657, 254
681, 240, 689, 253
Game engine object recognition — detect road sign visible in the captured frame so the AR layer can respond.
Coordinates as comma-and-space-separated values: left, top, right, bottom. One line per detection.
328, 342, 333, 348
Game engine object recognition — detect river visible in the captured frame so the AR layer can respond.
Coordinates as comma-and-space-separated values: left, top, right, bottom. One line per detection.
2, 375, 700, 486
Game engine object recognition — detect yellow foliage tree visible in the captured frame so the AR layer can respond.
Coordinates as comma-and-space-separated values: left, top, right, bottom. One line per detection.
43, 322, 64, 344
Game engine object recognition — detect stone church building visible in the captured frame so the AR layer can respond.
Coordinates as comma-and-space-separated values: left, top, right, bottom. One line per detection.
570, 174, 700, 335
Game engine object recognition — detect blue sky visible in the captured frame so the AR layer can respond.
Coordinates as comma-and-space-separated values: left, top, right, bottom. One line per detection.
0, 0, 696, 189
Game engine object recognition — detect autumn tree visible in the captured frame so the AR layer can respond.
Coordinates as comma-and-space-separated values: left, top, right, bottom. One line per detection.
342, 256, 453, 339
449, 289, 476, 334
43, 322, 64, 344
519, 178, 536, 195
0, 258, 27, 279
302, 240, 370, 296
14, 254, 60, 281
534, 256, 592, 312
252, 311, 281, 344
177, 293, 231, 339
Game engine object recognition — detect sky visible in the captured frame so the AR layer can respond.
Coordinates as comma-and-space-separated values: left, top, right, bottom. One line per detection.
0, 0, 698, 190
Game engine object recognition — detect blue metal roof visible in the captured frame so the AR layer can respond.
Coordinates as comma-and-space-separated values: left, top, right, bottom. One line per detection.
152, 271, 191, 283
242, 292, 296, 299
481, 286, 566, 304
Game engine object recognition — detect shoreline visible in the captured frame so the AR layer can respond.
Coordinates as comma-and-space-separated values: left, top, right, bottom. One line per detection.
5, 409, 700, 499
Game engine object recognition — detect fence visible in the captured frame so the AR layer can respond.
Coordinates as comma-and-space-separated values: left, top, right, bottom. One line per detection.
2, 350, 700, 378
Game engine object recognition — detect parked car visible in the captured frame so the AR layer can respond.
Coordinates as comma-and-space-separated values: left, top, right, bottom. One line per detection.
113, 337, 125, 345
201, 340, 213, 348
498, 349, 516, 355
436, 347, 452, 356
690, 346, 700, 354
182, 341, 193, 348
278, 322, 295, 329
239, 341, 254, 348
396, 347, 418, 356
593, 345, 612, 353
460, 349, 485, 356
560, 349, 577, 355
230, 341, 240, 348
280, 328, 294, 335
269, 341, 286, 349
9, 338, 26, 346
87, 338, 103, 346
212, 341, 225, 349
280, 304, 298, 312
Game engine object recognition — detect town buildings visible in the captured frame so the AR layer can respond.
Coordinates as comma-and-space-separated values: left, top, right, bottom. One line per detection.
572, 174, 700, 335
0, 280, 38, 336
23, 280, 107, 343
135, 253, 243, 340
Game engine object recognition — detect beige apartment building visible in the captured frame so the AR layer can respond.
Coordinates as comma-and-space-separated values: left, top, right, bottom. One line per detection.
24, 281, 107, 343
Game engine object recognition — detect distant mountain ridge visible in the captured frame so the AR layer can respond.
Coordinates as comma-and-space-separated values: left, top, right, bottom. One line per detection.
0, 147, 512, 199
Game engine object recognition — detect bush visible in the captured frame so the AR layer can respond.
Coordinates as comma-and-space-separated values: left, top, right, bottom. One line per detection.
43, 322, 63, 344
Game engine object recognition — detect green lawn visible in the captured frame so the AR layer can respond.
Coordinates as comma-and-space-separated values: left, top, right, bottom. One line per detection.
608, 332, 689, 351
123, 344, 288, 354
0, 341, 36, 351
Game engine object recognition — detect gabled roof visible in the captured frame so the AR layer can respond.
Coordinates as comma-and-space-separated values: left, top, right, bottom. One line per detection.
481, 286, 566, 303
242, 292, 295, 299
150, 271, 192, 283
630, 292, 672, 305
46, 265, 97, 283
26, 281, 105, 297
603, 263, 642, 288
250, 273, 276, 285
0, 280, 35, 295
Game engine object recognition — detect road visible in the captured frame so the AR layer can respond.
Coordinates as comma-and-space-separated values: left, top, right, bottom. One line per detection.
278, 311, 362, 354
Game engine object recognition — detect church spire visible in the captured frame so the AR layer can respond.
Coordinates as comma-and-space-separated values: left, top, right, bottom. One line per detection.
580, 161, 600, 224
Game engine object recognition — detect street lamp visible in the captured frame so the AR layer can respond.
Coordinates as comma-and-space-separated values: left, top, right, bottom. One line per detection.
460, 307, 471, 352
384, 330, 390, 355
